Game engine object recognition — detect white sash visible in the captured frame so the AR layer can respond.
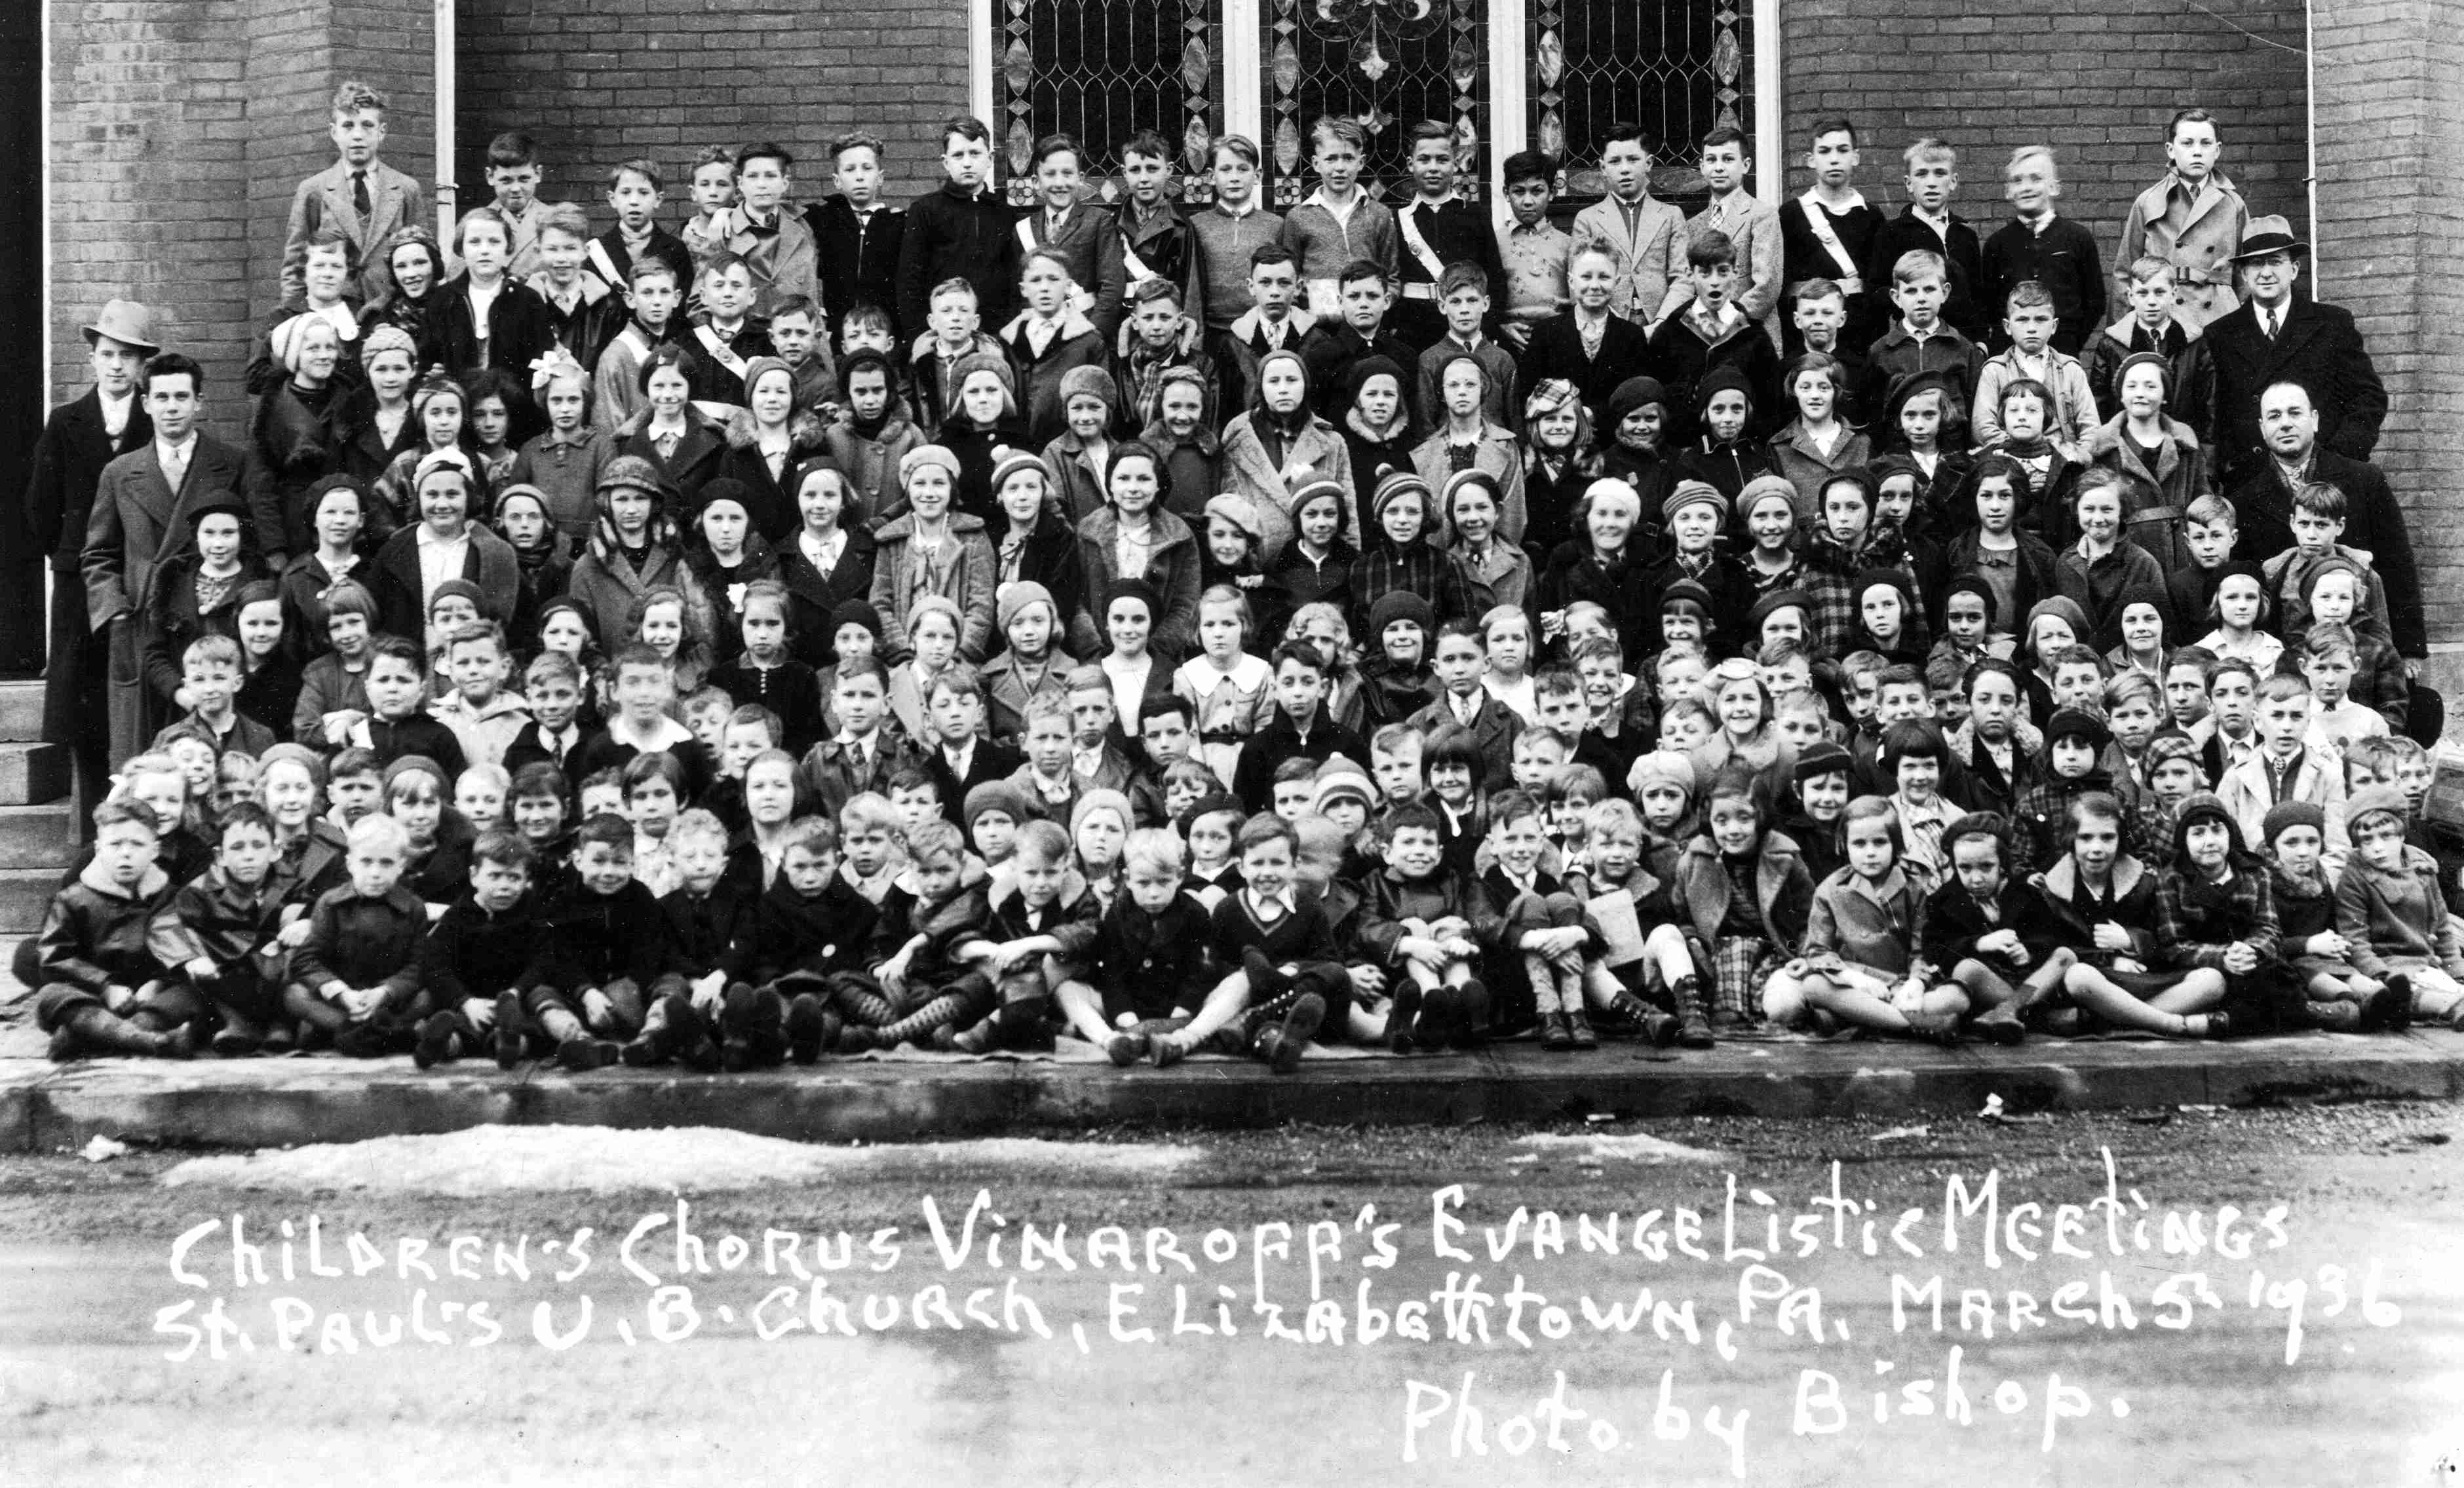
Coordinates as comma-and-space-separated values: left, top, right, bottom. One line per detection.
1120, 236, 1163, 287
586, 239, 627, 295
694, 324, 750, 383
1018, 218, 1099, 315
1795, 190, 1866, 293
1396, 204, 1448, 284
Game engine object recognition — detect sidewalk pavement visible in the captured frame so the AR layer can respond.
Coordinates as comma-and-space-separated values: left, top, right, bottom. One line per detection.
5, 1028, 2459, 1153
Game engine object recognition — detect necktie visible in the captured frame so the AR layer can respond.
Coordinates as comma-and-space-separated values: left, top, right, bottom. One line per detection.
2263, 310, 2279, 342
850, 742, 867, 776
353, 169, 370, 219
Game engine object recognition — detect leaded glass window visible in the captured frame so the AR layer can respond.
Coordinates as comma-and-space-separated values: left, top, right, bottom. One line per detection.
995, 0, 1226, 206
1261, 0, 1487, 208
1530, 0, 1751, 205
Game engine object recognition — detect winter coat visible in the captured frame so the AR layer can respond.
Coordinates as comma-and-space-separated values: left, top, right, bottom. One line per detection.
717, 408, 830, 543
868, 511, 997, 664
1073, 506, 1203, 666
1672, 830, 1815, 954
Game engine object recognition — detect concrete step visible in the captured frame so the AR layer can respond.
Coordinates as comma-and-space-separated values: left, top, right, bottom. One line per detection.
0, 742, 67, 808
0, 803, 76, 872
0, 868, 58, 936
2, 1029, 2459, 1153
0, 680, 41, 744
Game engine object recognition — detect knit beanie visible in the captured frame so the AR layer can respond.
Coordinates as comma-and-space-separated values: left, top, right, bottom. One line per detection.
2044, 707, 2112, 752
828, 598, 884, 643
1070, 788, 1134, 841
2345, 784, 2411, 834
995, 580, 1057, 634
1626, 749, 1697, 803
1366, 589, 1436, 638
1663, 478, 1727, 526
963, 779, 1037, 832
1738, 474, 1799, 524
695, 477, 752, 520
1660, 577, 1715, 619
1059, 363, 1115, 414
1102, 575, 1161, 621
1371, 467, 1433, 527
2260, 799, 2327, 849
898, 444, 961, 484
1310, 759, 1376, 816
1792, 740, 1852, 784
427, 579, 486, 620
988, 445, 1047, 495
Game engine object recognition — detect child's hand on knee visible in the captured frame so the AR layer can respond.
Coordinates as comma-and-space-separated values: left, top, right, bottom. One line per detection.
462, 997, 495, 1029
582, 987, 613, 1023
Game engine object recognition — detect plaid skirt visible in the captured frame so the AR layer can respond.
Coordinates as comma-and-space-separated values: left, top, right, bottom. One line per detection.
1709, 936, 1784, 1023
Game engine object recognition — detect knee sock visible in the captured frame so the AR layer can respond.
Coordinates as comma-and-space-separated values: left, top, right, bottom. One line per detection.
835, 983, 895, 1025
538, 1003, 586, 1044
872, 992, 974, 1046
1525, 954, 1563, 1016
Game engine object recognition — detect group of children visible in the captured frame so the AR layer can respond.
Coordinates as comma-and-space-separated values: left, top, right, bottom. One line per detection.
38, 86, 2454, 1071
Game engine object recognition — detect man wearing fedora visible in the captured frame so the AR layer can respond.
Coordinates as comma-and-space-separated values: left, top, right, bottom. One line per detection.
2189, 214, 2387, 484
82, 349, 285, 767
24, 300, 157, 816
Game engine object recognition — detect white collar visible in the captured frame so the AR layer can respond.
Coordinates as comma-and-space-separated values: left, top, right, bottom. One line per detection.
1801, 187, 1870, 214
1244, 885, 1298, 917
414, 523, 469, 548
1305, 187, 1364, 219
837, 726, 880, 750
156, 430, 198, 455
1411, 191, 1460, 212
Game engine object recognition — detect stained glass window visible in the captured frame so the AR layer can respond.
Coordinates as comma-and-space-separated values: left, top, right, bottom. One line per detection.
1530, 0, 1751, 205
995, 0, 1225, 206
1261, 0, 1487, 208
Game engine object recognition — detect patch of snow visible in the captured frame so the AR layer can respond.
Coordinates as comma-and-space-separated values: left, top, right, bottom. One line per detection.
1514, 1132, 1725, 1164
163, 1126, 1209, 1194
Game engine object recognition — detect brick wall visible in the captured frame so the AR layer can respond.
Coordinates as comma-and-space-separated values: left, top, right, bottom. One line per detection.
2313, 0, 2464, 679
453, 0, 971, 238
47, 2, 255, 431
46, 0, 434, 441
1780, 0, 2311, 252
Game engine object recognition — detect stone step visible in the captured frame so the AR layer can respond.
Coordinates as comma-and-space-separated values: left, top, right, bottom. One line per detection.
0, 680, 41, 744
0, 682, 40, 745
0, 803, 75, 872
0, 742, 67, 808
0, 868, 56, 936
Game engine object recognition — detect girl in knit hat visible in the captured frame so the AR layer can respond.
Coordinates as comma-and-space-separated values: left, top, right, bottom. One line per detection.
682, 478, 780, 669
2262, 800, 2400, 1033
1221, 349, 1350, 562
718, 356, 830, 543
1335, 356, 1420, 519
2017, 595, 2093, 727
986, 446, 1088, 630
1735, 474, 1806, 598
1678, 364, 1763, 502
1641, 480, 1748, 655
1598, 376, 1677, 525
2337, 786, 2464, 1029
2142, 793, 2274, 1038
1412, 353, 1528, 546
1350, 468, 1474, 639
870, 443, 997, 665
1534, 476, 1651, 666
374, 372, 473, 525
1041, 362, 1118, 522
1358, 590, 1442, 732
1198, 491, 1292, 645
979, 579, 1077, 746
1266, 476, 1357, 624
1518, 378, 1602, 562
568, 453, 718, 667
938, 353, 1026, 525
1136, 364, 1225, 522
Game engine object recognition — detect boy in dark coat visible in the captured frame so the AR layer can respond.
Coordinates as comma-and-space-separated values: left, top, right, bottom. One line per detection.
167, 802, 296, 1055
413, 830, 556, 1068
838, 820, 997, 1050
286, 812, 433, 1057
805, 132, 908, 341
1919, 812, 2077, 1043
893, 115, 1021, 337
514, 812, 666, 1069
31, 799, 201, 1060
1059, 826, 1220, 1064
1360, 801, 1503, 1052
